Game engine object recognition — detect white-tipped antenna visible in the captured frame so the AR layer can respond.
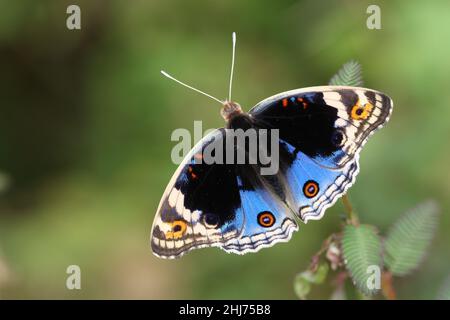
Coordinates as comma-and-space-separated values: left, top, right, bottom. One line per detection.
228, 32, 236, 102
160, 70, 224, 105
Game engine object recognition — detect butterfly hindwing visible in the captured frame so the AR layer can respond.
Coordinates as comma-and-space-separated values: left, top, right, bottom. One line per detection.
278, 140, 359, 222
221, 173, 298, 254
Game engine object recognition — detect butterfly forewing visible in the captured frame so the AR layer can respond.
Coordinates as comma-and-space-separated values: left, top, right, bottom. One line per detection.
249, 86, 392, 221
151, 129, 299, 258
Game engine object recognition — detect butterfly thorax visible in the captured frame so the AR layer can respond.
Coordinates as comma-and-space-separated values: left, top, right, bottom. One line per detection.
226, 112, 254, 131
221, 101, 243, 122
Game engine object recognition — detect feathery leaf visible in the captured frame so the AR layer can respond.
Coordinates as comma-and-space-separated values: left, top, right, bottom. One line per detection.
329, 60, 364, 87
342, 224, 382, 296
385, 200, 439, 276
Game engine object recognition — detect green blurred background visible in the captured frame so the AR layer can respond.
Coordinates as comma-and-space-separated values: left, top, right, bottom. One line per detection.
0, 0, 449, 299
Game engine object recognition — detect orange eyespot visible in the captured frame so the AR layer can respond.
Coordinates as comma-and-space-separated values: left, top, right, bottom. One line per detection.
303, 180, 319, 198
282, 99, 288, 108
165, 220, 187, 239
351, 100, 373, 120
257, 211, 276, 228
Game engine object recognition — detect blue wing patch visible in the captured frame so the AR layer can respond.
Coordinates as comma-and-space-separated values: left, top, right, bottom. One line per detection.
221, 176, 298, 254
280, 140, 359, 222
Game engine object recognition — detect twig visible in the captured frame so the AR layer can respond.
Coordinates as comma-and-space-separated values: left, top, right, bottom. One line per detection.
381, 271, 397, 300
309, 234, 334, 272
342, 194, 360, 226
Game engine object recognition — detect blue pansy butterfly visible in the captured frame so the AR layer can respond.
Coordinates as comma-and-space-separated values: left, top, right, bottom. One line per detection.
151, 33, 393, 258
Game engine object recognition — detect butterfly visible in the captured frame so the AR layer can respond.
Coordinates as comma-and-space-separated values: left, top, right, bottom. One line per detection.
151, 33, 393, 259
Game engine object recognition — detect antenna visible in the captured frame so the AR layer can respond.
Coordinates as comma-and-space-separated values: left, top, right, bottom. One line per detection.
160, 70, 224, 105
228, 32, 236, 102
160, 32, 238, 105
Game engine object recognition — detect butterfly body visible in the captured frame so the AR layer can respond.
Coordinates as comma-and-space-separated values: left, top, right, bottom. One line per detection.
151, 86, 392, 259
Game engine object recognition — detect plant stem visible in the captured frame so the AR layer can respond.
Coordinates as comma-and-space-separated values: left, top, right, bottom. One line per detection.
381, 271, 397, 300
308, 234, 333, 271
342, 194, 359, 226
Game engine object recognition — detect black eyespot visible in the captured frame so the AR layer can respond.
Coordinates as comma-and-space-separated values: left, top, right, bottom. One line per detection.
355, 108, 364, 116
331, 129, 345, 147
203, 213, 219, 228
173, 225, 182, 232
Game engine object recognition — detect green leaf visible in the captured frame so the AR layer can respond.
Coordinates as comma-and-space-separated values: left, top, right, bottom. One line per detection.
294, 263, 329, 299
437, 276, 450, 300
312, 263, 329, 284
293, 274, 311, 300
384, 200, 439, 276
342, 224, 382, 296
329, 60, 363, 87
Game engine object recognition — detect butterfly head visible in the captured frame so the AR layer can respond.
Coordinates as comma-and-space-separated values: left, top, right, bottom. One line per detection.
221, 101, 243, 122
